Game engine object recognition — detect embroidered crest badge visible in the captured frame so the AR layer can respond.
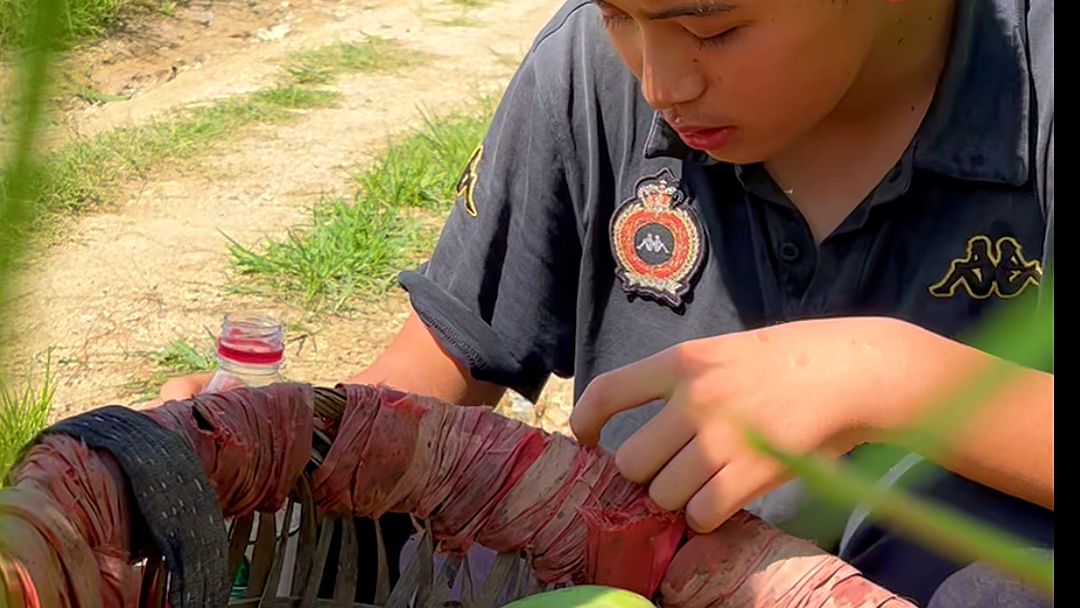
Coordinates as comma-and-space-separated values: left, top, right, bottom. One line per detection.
610, 169, 707, 308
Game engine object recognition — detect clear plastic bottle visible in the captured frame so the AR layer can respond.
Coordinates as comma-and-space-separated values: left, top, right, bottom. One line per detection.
202, 312, 295, 597
203, 312, 285, 393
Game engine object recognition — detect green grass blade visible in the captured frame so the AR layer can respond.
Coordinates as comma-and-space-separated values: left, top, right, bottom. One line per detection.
746, 430, 1054, 596
890, 278, 1053, 461
0, 352, 56, 480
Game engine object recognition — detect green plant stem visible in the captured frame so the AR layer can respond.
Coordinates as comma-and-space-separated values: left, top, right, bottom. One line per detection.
746, 430, 1054, 596
2, 0, 62, 364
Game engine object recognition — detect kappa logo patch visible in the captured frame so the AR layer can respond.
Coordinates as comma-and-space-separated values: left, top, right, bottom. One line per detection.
610, 169, 706, 308
455, 144, 483, 217
929, 235, 1042, 299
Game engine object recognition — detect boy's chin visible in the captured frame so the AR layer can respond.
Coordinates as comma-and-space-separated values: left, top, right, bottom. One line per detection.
703, 148, 762, 165
699, 138, 769, 166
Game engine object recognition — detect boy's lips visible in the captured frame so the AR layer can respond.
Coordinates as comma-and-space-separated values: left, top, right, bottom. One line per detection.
670, 124, 736, 151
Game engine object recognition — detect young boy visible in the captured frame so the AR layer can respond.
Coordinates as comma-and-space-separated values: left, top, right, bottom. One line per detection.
164, 0, 1054, 604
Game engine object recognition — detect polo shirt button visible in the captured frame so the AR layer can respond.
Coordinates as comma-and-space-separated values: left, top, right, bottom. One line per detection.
779, 242, 801, 262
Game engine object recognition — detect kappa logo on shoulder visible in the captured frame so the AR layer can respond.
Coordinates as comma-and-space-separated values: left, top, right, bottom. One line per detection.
929, 235, 1042, 299
455, 144, 483, 217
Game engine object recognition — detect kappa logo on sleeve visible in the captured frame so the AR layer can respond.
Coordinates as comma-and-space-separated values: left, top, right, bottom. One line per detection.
455, 144, 483, 217
929, 235, 1042, 299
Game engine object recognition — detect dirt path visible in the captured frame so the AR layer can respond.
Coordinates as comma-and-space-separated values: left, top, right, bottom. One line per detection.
9, 0, 574, 428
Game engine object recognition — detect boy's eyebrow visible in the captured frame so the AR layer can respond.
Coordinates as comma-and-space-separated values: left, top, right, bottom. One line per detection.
646, 1, 739, 20
592, 0, 740, 20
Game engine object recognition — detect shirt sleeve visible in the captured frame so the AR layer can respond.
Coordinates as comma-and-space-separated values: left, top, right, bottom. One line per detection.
397, 11, 587, 402
1028, 0, 1053, 363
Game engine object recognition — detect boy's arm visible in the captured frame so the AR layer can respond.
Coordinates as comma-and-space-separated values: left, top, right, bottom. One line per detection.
159, 307, 507, 408
343, 307, 507, 407
570, 317, 1053, 533
894, 349, 1053, 511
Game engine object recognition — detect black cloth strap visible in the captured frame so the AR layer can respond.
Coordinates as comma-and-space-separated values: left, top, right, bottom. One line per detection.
42, 405, 230, 608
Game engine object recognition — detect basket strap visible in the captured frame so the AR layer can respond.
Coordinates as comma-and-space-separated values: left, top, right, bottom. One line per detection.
300, 518, 338, 608
41, 405, 230, 608
427, 553, 461, 608
259, 499, 298, 607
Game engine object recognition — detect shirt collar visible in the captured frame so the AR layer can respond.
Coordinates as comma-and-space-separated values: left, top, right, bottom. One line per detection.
912, 0, 1031, 185
643, 111, 698, 161
642, 0, 1031, 186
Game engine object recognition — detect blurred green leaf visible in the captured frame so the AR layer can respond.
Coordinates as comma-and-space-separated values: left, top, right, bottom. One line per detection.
747, 431, 1054, 596
2, 0, 63, 366
744, 272, 1052, 594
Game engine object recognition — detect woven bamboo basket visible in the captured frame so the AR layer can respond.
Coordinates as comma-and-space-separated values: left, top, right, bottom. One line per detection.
135, 386, 556, 608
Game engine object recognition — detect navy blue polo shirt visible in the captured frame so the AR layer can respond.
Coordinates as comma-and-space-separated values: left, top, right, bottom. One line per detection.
399, 0, 1054, 603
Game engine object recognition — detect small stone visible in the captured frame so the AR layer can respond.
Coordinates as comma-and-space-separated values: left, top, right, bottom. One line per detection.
255, 23, 291, 41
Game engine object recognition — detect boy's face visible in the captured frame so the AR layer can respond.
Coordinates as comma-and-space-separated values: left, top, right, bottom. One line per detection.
596, 0, 880, 164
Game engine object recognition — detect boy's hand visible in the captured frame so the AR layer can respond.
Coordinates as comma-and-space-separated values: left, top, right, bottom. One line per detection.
140, 373, 213, 409
570, 317, 980, 533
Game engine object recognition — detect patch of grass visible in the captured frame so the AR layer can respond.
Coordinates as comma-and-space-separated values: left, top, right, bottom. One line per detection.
226, 100, 495, 310
4, 94, 309, 228
123, 338, 216, 403
488, 48, 522, 70
153, 338, 216, 371
282, 38, 427, 86
228, 199, 417, 310
354, 103, 494, 212
1, 0, 124, 48
5, 38, 404, 239
0, 0, 179, 49
0, 354, 55, 482
253, 86, 341, 109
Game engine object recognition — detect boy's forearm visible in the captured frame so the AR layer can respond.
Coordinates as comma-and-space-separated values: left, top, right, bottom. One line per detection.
343, 307, 506, 407
925, 365, 1054, 510
879, 327, 1054, 511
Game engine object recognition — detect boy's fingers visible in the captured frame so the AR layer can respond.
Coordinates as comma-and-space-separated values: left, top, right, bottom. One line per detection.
685, 456, 787, 534
570, 350, 678, 447
159, 373, 213, 402
616, 397, 697, 485
640, 423, 733, 511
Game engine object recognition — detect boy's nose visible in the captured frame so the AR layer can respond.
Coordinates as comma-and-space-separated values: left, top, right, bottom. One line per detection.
639, 40, 707, 112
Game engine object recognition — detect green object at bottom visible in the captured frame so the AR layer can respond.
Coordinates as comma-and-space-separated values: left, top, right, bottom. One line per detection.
502, 586, 657, 608
230, 557, 250, 601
